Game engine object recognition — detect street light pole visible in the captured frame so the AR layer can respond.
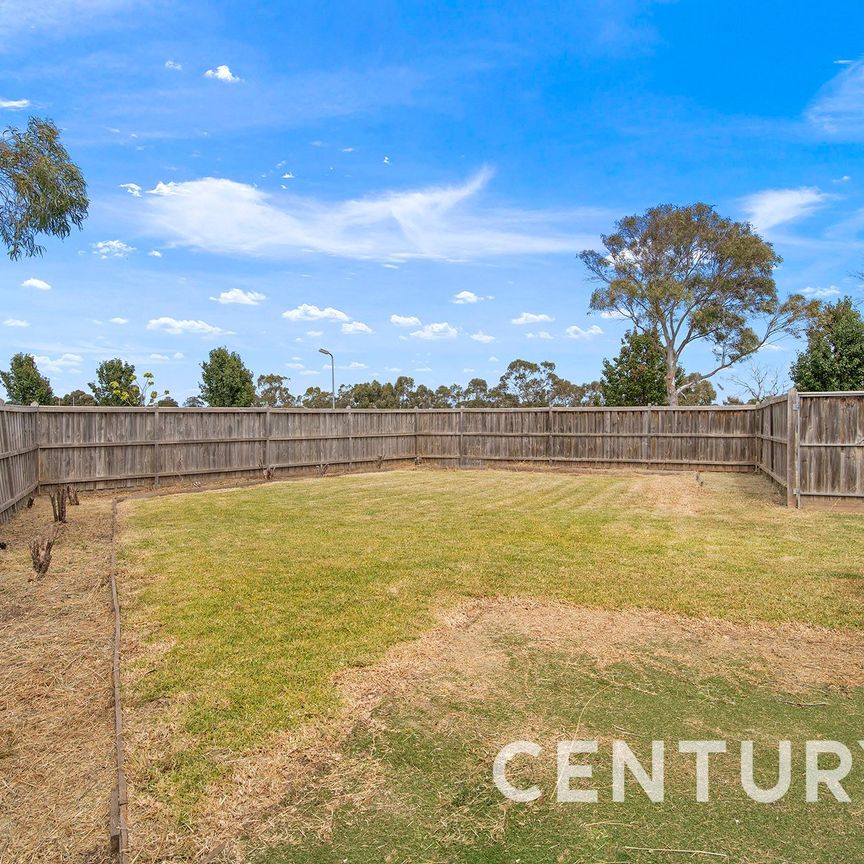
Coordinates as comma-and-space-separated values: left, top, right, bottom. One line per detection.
318, 347, 335, 409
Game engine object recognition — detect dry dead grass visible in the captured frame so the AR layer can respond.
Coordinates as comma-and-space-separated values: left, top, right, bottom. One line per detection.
0, 495, 115, 864
128, 597, 864, 862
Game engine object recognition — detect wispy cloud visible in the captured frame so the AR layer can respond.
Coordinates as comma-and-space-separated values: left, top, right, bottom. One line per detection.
21, 277, 51, 290
341, 321, 373, 334
0, 98, 30, 110
470, 330, 495, 343
282, 303, 349, 321
526, 331, 553, 340
3, 318, 29, 327
740, 187, 830, 232
390, 314, 421, 327
120, 183, 142, 197
93, 239, 135, 258
409, 322, 457, 340
512, 311, 554, 325
807, 61, 864, 137
210, 288, 266, 305
452, 290, 493, 304
35, 352, 83, 373
565, 324, 603, 339
147, 317, 230, 336
802, 285, 842, 298
204, 64, 241, 83
140, 170, 594, 262
109, 317, 128, 324
164, 60, 182, 71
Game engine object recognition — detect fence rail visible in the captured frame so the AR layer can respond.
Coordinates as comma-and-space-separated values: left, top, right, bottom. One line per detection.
2, 394, 863, 520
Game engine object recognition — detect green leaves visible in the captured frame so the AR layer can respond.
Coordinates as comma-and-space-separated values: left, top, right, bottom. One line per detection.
0, 117, 89, 260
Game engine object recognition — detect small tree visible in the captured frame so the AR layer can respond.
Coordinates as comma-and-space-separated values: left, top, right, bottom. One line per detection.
729, 362, 784, 404
0, 353, 53, 404
600, 330, 669, 406
581, 203, 814, 406
790, 297, 864, 392
1, 117, 89, 259
109, 370, 170, 406
255, 373, 294, 407
199, 347, 255, 407
89, 358, 137, 406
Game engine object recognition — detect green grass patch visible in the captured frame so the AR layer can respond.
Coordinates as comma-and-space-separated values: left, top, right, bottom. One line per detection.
118, 469, 864, 824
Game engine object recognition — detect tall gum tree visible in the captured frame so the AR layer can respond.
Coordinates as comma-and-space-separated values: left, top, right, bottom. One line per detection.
580, 203, 816, 406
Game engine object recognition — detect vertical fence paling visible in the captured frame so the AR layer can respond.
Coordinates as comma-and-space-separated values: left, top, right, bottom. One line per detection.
2, 398, 864, 518
0, 406, 39, 522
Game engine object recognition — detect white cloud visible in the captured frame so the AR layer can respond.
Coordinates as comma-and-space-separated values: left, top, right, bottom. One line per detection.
3, 318, 28, 327
512, 312, 554, 325
415, 366, 432, 372
281, 172, 295, 180
147, 317, 230, 336
92, 239, 135, 258
164, 60, 182, 71
109, 317, 128, 324
148, 249, 163, 257
807, 61, 864, 137
283, 303, 350, 322
600, 310, 628, 320
139, 170, 593, 262
173, 352, 184, 359
21, 277, 51, 290
834, 175, 852, 183
210, 288, 266, 305
299, 369, 319, 376
565, 324, 604, 339
802, 285, 842, 298
385, 366, 401, 373
150, 353, 170, 361
342, 321, 373, 334
741, 187, 831, 232
452, 290, 492, 304
488, 355, 499, 362
383, 155, 390, 165
285, 362, 305, 370
306, 329, 323, 337
204, 64, 241, 83
390, 314, 421, 327
34, 353, 82, 372
409, 322, 457, 340
526, 331, 553, 340
0, 98, 30, 110
470, 330, 495, 343
342, 147, 354, 153
342, 361, 367, 369
120, 183, 142, 197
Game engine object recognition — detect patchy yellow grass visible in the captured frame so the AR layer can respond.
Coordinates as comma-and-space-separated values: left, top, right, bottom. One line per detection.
117, 468, 864, 856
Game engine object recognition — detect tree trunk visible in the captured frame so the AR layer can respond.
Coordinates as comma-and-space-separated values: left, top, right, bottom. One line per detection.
665, 347, 679, 407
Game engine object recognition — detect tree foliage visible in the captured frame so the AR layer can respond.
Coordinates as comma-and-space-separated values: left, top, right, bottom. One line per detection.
58, 389, 96, 406
0, 117, 88, 260
0, 353, 54, 404
580, 203, 813, 405
600, 330, 669, 406
255, 374, 295, 407
790, 297, 864, 392
200, 347, 256, 407
89, 358, 138, 406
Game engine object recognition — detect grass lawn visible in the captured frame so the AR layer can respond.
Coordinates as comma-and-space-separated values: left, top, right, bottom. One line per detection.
118, 469, 864, 861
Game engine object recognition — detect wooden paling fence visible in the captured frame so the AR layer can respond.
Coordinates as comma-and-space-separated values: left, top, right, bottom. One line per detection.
2, 392, 863, 520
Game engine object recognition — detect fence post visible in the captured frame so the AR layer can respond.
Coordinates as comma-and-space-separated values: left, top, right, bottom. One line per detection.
458, 409, 464, 468
786, 388, 799, 508
547, 407, 553, 466
265, 408, 272, 473
414, 408, 419, 463
348, 409, 354, 473
642, 408, 650, 466
153, 407, 161, 488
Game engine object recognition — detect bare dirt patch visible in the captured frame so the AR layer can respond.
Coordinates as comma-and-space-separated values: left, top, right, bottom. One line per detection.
127, 597, 864, 862
0, 495, 115, 864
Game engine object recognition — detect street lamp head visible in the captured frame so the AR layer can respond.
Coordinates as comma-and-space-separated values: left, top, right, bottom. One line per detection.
318, 347, 332, 357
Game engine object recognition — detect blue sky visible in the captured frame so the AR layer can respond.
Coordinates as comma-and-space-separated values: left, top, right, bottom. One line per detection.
2, 0, 864, 402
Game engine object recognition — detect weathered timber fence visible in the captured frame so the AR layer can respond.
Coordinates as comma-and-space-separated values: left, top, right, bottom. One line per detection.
0, 405, 38, 521
1, 393, 863, 520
